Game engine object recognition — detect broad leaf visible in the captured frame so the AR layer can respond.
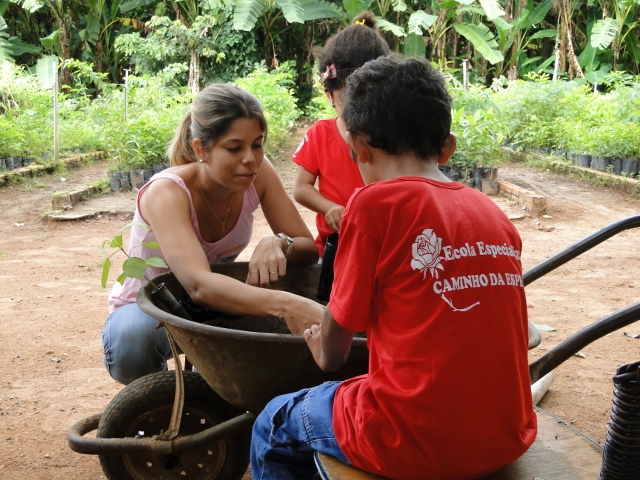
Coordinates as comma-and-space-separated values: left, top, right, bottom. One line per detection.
525, 0, 554, 28
454, 23, 504, 65
392, 0, 407, 13
590, 18, 618, 50
110, 235, 123, 249
492, 16, 513, 32
233, 0, 267, 31
277, 0, 304, 24
376, 17, 405, 37
407, 11, 437, 35
145, 256, 169, 268
343, 0, 366, 21
39, 29, 60, 52
7, 37, 40, 56
519, 55, 542, 69
141, 241, 160, 250
404, 32, 426, 57
120, 0, 156, 13
101, 258, 111, 289
35, 55, 57, 89
299, 0, 342, 21
528, 29, 557, 42
15, 0, 44, 13
122, 256, 147, 280
478, 0, 505, 20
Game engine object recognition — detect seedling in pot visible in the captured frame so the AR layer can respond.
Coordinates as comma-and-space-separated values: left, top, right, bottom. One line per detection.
100, 222, 168, 289
100, 223, 191, 319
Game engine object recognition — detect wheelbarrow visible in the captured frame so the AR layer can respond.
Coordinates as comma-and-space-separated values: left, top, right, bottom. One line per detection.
68, 215, 640, 479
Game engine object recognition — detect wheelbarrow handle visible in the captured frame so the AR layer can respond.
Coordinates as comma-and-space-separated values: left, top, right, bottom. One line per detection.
529, 301, 640, 384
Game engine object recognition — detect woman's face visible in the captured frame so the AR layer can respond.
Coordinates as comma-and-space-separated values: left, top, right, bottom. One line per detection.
201, 117, 265, 191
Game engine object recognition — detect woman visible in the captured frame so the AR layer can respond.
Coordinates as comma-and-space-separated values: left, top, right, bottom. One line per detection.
103, 83, 322, 385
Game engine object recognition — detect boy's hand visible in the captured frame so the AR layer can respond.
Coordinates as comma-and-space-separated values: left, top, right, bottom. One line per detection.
281, 294, 324, 335
325, 205, 345, 232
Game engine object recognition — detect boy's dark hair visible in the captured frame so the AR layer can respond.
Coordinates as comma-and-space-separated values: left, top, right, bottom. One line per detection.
316, 11, 390, 93
343, 56, 452, 160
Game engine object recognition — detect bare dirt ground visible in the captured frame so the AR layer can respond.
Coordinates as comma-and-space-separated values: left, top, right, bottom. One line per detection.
1, 125, 639, 479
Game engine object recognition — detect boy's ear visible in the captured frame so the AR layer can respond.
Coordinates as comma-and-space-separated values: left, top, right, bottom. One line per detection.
436, 134, 456, 165
346, 131, 372, 164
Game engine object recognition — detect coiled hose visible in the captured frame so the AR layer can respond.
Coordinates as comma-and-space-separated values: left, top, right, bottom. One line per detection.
600, 360, 640, 479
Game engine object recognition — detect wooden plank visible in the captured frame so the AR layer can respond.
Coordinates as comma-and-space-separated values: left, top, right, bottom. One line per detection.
316, 407, 603, 479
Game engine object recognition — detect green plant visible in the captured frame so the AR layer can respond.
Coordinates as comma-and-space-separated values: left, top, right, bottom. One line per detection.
236, 61, 301, 159
100, 223, 168, 289
451, 106, 506, 172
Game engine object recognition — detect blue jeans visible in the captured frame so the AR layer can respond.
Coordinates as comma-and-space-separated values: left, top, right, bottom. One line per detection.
250, 381, 350, 480
102, 303, 177, 385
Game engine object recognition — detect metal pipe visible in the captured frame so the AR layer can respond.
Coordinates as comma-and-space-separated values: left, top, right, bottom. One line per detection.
67, 411, 256, 455
529, 302, 640, 384
524, 215, 640, 286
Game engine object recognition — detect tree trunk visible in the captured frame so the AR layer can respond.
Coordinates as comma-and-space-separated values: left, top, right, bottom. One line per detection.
188, 46, 200, 95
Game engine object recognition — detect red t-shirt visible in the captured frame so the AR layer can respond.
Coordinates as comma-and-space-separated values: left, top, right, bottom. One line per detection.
291, 118, 364, 256
330, 177, 537, 479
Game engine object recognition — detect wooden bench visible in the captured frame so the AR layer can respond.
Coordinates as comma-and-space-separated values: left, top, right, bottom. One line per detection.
315, 407, 603, 480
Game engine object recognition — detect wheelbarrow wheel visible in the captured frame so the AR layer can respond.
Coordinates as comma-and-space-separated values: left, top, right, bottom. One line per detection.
97, 371, 251, 480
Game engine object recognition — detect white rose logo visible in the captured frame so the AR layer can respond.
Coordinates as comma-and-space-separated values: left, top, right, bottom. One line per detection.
411, 229, 444, 279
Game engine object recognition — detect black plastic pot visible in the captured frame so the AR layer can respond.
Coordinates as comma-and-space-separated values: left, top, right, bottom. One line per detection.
622, 158, 638, 177
611, 158, 623, 176
591, 156, 610, 172
578, 154, 592, 168
110, 172, 122, 192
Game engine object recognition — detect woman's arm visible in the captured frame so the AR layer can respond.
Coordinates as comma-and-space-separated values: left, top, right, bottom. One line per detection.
304, 304, 353, 372
293, 166, 344, 232
248, 158, 319, 286
139, 178, 324, 334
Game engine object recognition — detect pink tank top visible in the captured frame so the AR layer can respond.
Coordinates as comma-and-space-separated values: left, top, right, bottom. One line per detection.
108, 172, 259, 312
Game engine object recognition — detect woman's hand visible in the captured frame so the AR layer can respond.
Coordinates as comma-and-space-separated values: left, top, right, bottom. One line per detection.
280, 293, 325, 335
246, 235, 288, 287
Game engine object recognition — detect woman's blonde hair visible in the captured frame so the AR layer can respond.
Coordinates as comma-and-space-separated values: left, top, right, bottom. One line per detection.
166, 84, 267, 166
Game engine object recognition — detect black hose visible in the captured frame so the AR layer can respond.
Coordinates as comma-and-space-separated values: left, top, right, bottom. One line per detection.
600, 361, 640, 479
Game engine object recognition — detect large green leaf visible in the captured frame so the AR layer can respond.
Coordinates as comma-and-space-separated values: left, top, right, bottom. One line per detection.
392, 0, 407, 13
404, 32, 426, 57
35, 55, 57, 89
298, 0, 342, 21
277, 0, 304, 24
6, 36, 40, 56
528, 29, 557, 42
342, 0, 366, 20
454, 23, 503, 64
120, 0, 156, 13
407, 11, 437, 35
590, 18, 618, 50
233, 0, 267, 31
122, 256, 147, 280
376, 17, 405, 37
477, 0, 504, 20
525, 0, 554, 28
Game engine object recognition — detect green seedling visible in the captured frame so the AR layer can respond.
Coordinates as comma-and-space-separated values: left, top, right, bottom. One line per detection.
100, 222, 168, 288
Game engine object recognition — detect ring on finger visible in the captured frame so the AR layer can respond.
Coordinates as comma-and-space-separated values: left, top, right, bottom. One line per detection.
269, 271, 277, 274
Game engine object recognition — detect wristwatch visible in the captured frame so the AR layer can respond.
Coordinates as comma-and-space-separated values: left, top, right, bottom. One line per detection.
276, 233, 294, 259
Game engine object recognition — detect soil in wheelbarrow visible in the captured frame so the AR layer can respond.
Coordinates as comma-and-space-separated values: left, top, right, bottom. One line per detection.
1, 121, 640, 479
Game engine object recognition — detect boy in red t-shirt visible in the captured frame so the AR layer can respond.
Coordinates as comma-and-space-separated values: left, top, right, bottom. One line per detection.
292, 11, 389, 257
250, 56, 537, 480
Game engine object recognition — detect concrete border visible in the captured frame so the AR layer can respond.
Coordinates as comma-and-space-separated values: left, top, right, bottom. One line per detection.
0, 152, 105, 187
497, 180, 547, 217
